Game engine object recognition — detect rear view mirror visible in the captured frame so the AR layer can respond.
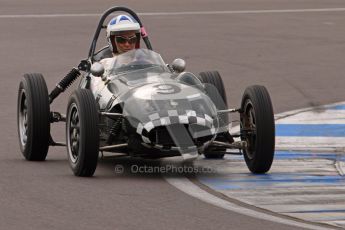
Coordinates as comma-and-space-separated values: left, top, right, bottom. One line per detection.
171, 58, 186, 73
90, 62, 105, 77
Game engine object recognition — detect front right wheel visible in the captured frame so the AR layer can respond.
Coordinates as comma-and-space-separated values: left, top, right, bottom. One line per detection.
240, 85, 275, 174
66, 89, 99, 177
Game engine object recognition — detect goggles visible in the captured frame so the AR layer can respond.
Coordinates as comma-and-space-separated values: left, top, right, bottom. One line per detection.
115, 35, 138, 44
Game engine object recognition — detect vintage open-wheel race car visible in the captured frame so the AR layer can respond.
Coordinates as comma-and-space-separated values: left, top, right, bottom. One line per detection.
17, 6, 275, 177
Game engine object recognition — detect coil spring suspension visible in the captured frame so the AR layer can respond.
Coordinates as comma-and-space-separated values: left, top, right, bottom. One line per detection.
107, 118, 123, 144
49, 68, 81, 103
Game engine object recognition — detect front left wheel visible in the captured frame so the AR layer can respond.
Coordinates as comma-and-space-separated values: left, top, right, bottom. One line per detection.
66, 89, 99, 177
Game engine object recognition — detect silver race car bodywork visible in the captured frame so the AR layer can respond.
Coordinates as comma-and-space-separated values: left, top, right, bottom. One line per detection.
90, 49, 229, 160
17, 6, 275, 177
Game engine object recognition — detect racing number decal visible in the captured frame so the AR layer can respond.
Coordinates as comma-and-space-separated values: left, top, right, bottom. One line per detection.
154, 84, 181, 94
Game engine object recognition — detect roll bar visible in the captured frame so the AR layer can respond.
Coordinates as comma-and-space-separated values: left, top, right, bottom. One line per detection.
88, 6, 153, 62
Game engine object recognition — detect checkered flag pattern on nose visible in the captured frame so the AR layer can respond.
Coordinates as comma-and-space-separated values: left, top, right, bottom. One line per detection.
136, 110, 216, 143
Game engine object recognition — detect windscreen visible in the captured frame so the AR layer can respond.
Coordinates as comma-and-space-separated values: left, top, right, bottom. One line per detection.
108, 48, 169, 75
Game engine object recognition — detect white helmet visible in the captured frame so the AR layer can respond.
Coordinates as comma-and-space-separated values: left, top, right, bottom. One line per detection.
106, 15, 141, 53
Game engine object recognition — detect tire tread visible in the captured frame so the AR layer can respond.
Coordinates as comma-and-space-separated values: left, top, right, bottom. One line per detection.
241, 85, 275, 173
18, 73, 50, 161
67, 89, 99, 177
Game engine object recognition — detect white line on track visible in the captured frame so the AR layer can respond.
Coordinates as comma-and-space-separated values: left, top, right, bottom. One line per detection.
275, 110, 345, 124
164, 177, 334, 230
275, 101, 345, 121
276, 136, 345, 151
1, 8, 345, 19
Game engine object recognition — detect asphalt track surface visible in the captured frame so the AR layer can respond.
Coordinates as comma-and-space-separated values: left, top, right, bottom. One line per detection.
1, 1, 345, 229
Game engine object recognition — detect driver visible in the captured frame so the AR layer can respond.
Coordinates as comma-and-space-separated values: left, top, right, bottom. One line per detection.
100, 14, 141, 69
90, 15, 141, 91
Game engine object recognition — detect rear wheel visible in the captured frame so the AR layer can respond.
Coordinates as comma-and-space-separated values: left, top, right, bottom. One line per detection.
17, 73, 50, 161
198, 71, 229, 159
240, 85, 275, 173
198, 71, 228, 110
66, 89, 99, 177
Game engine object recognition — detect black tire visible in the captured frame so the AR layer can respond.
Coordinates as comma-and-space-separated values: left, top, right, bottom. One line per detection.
198, 71, 228, 109
66, 89, 99, 177
240, 85, 275, 174
198, 71, 228, 159
17, 73, 50, 161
